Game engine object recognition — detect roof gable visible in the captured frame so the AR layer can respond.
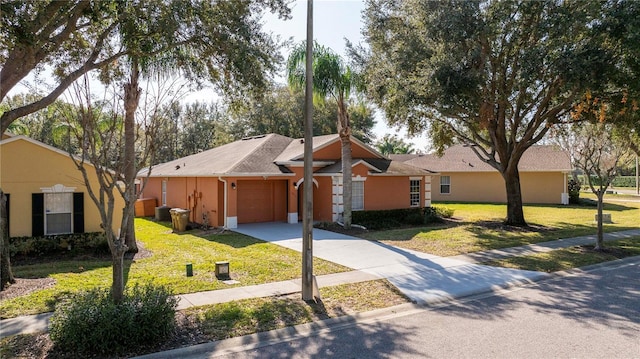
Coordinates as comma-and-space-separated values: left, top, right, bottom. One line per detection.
0, 135, 97, 169
274, 134, 385, 163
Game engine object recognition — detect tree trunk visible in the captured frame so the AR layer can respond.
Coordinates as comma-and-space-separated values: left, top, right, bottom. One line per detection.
503, 167, 527, 226
123, 61, 141, 253
0, 190, 15, 291
595, 190, 605, 251
338, 101, 352, 229
111, 238, 128, 304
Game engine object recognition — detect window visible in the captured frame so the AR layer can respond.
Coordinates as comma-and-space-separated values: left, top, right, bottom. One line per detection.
410, 179, 421, 207
161, 180, 167, 206
440, 176, 451, 194
45, 192, 73, 235
352, 181, 364, 211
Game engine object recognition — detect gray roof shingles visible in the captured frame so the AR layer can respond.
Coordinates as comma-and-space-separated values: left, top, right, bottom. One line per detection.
403, 145, 572, 172
144, 133, 433, 178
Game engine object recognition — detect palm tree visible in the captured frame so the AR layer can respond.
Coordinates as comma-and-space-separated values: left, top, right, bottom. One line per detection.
287, 41, 358, 229
375, 134, 415, 156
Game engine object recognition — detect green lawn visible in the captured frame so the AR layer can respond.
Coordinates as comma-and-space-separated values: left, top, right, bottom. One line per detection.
361, 200, 640, 256
0, 219, 349, 319
485, 237, 640, 272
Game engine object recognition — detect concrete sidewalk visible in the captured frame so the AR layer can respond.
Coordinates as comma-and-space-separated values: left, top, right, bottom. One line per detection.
234, 223, 547, 305
2, 228, 639, 339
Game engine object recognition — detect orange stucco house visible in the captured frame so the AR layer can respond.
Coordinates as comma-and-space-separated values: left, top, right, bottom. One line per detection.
393, 145, 572, 204
0, 134, 125, 237
138, 134, 434, 229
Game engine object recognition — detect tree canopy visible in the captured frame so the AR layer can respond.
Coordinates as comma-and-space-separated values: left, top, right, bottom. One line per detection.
0, 0, 290, 133
355, 0, 623, 225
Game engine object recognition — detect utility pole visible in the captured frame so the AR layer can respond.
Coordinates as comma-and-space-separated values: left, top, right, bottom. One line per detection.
302, 0, 315, 301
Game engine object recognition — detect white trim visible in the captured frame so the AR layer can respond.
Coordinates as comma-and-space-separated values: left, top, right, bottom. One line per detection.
219, 177, 228, 228
227, 216, 238, 229
288, 212, 298, 224
295, 177, 319, 189
41, 184, 76, 193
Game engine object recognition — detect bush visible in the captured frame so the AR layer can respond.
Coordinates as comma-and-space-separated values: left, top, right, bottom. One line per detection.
568, 179, 581, 204
350, 206, 454, 229
49, 284, 178, 356
10, 232, 109, 258
423, 206, 454, 224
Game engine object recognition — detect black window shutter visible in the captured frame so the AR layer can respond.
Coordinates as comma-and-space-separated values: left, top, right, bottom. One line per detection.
73, 192, 84, 233
32, 193, 44, 237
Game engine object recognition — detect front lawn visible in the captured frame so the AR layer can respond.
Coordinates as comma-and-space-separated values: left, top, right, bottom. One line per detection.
360, 200, 640, 256
0, 219, 349, 319
484, 237, 640, 272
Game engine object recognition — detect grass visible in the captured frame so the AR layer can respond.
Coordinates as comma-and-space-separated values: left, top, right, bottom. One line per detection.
0, 219, 349, 319
485, 237, 640, 272
360, 199, 640, 257
0, 279, 408, 358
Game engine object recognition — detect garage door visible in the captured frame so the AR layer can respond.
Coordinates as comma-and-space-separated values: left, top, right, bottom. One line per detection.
237, 180, 287, 223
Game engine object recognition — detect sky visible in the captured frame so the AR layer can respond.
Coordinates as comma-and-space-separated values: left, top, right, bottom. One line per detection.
8, 0, 430, 151
192, 0, 432, 151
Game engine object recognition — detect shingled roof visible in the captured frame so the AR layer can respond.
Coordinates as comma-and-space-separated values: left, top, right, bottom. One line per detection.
143, 133, 431, 178
402, 145, 572, 172
143, 134, 294, 177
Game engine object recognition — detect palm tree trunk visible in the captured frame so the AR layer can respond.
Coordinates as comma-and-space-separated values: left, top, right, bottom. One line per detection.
338, 100, 352, 229
123, 61, 140, 253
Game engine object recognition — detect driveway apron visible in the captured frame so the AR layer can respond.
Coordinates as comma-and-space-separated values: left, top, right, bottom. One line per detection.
233, 223, 547, 304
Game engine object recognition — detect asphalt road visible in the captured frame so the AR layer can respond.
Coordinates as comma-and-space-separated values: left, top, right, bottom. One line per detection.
201, 259, 640, 359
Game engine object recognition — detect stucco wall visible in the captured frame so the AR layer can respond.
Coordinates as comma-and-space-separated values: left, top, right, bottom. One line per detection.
1, 138, 124, 237
431, 172, 566, 204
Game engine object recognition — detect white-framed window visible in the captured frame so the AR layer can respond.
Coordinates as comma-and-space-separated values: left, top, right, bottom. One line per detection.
410, 179, 421, 207
161, 180, 167, 206
352, 181, 364, 211
440, 175, 451, 194
45, 192, 73, 235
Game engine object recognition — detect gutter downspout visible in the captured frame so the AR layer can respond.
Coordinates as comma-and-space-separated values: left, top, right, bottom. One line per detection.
219, 177, 228, 229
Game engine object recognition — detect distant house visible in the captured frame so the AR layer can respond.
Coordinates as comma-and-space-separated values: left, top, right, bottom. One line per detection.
393, 145, 572, 204
0, 134, 125, 237
139, 134, 434, 228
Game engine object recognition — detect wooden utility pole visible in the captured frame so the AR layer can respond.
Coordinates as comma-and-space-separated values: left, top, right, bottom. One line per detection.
302, 0, 314, 301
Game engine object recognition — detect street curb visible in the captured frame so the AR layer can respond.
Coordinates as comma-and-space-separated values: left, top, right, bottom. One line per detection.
133, 302, 424, 359
137, 257, 640, 358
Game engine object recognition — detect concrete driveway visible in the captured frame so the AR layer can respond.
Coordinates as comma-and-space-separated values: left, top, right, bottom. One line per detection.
233, 222, 547, 304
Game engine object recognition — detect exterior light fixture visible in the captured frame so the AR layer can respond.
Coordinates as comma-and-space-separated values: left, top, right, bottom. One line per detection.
231, 182, 236, 190
215, 261, 230, 280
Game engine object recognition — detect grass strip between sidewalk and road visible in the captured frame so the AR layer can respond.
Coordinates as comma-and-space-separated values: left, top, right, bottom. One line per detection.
0, 279, 409, 359
483, 237, 640, 273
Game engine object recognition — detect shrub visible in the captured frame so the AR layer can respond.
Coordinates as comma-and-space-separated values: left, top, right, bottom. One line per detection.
568, 179, 581, 204
10, 232, 109, 258
433, 206, 454, 218
424, 206, 455, 224
349, 206, 454, 229
352, 208, 422, 229
49, 284, 178, 356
